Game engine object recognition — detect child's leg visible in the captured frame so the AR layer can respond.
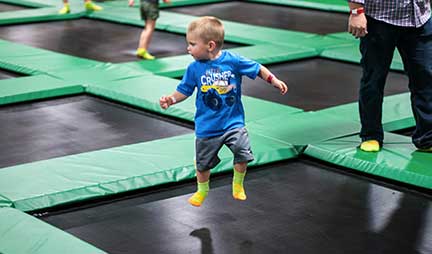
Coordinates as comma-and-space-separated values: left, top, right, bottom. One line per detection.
58, 0, 70, 14
232, 162, 247, 200
188, 169, 210, 207
137, 19, 156, 59
84, 0, 103, 11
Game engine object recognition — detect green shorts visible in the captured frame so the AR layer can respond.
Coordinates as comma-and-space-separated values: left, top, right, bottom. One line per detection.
140, 1, 159, 21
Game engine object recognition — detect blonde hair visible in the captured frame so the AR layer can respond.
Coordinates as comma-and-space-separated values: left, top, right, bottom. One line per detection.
188, 16, 224, 50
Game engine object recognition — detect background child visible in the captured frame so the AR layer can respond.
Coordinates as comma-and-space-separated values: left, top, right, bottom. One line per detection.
129, 0, 171, 60
159, 16, 288, 207
59, 0, 102, 14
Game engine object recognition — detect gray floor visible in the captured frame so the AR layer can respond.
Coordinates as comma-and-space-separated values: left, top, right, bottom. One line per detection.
41, 158, 432, 254
166, 1, 349, 34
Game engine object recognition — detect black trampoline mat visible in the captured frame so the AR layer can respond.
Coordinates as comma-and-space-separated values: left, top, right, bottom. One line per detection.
241, 59, 409, 111
0, 95, 193, 169
0, 3, 28, 12
393, 127, 415, 137
41, 158, 432, 254
166, 1, 348, 35
0, 68, 21, 80
0, 19, 242, 63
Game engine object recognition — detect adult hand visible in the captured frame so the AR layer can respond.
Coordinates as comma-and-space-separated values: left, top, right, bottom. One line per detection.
348, 14, 367, 38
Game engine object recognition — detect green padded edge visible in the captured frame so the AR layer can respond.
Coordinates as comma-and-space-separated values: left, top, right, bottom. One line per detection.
321, 34, 405, 71
52, 62, 151, 83
87, 74, 302, 123
247, 0, 348, 13
304, 133, 432, 189
0, 75, 84, 105
0, 39, 103, 75
319, 93, 415, 132
121, 45, 318, 78
0, 133, 298, 212
0, 0, 52, 8
0, 207, 106, 254
0, 7, 83, 25
247, 110, 361, 147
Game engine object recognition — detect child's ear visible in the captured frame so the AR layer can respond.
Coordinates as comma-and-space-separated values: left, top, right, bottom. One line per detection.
208, 40, 216, 51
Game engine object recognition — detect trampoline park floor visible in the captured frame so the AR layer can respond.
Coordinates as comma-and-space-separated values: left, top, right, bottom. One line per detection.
0, 68, 21, 80
0, 1, 431, 254
165, 1, 349, 34
39, 158, 432, 254
0, 2, 27, 12
0, 19, 243, 63
224, 58, 408, 111
0, 95, 193, 168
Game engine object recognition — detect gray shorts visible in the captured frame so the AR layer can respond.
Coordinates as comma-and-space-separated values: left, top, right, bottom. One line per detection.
195, 127, 254, 172
140, 1, 159, 20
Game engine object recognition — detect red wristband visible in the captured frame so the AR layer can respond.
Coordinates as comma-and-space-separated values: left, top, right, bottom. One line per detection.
266, 74, 274, 84
350, 7, 364, 15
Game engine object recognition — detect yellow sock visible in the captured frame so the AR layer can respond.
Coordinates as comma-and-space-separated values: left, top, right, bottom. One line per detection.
136, 48, 155, 60
188, 181, 209, 207
84, 1, 103, 11
58, 3, 70, 14
232, 169, 246, 200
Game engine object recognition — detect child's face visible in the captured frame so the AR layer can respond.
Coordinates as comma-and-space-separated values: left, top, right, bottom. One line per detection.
186, 33, 210, 60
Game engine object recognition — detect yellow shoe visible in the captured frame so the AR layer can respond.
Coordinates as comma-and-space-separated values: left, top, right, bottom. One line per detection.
136, 48, 155, 60
232, 183, 247, 201
188, 192, 206, 207
360, 140, 380, 152
84, 1, 103, 11
58, 4, 70, 14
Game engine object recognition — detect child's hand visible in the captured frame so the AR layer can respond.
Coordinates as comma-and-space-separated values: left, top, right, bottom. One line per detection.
272, 79, 288, 95
128, 0, 134, 7
163, 0, 171, 3
160, 96, 175, 109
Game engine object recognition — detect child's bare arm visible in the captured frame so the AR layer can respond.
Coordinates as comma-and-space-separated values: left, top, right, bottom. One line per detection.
258, 65, 288, 95
160, 91, 188, 109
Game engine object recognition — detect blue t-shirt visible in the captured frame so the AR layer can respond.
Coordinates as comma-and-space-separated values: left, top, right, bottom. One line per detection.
176, 50, 260, 138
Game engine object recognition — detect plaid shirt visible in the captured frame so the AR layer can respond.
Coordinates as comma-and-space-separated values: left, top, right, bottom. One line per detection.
349, 0, 431, 27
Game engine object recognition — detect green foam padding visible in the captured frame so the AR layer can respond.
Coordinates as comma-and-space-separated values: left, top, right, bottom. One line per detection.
87, 74, 196, 122
0, 132, 298, 212
247, 110, 361, 147
0, 207, 106, 254
122, 45, 317, 78
0, 0, 52, 8
87, 74, 302, 123
0, 39, 103, 75
53, 62, 151, 83
321, 34, 405, 71
248, 0, 348, 12
0, 74, 84, 105
0, 7, 83, 25
319, 93, 415, 132
305, 132, 432, 189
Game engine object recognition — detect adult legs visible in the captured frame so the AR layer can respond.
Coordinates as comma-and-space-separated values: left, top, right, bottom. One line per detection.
397, 19, 432, 149
359, 17, 398, 147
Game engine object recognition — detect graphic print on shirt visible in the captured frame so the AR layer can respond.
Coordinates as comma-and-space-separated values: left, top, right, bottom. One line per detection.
200, 68, 237, 111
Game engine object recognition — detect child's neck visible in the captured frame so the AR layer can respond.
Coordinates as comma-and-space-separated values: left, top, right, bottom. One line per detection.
208, 49, 222, 60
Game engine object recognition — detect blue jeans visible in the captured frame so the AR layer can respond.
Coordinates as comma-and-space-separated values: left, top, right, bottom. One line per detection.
359, 16, 432, 149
